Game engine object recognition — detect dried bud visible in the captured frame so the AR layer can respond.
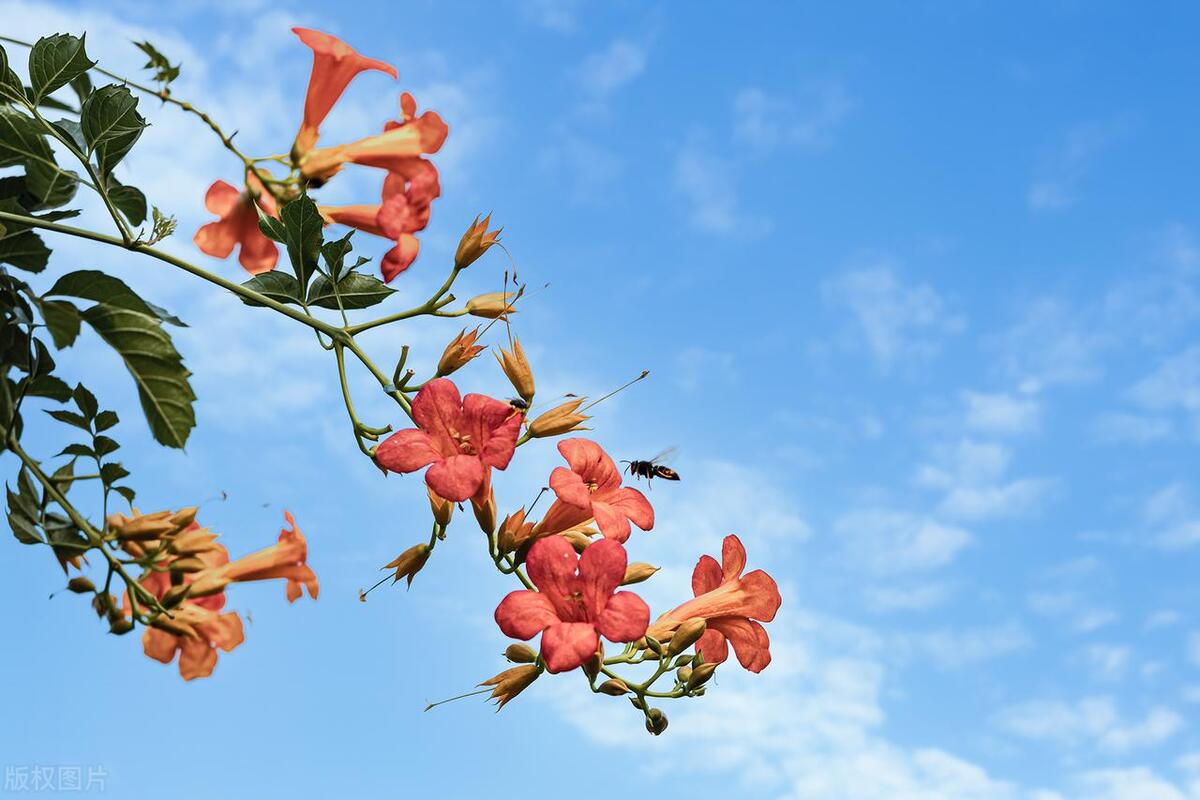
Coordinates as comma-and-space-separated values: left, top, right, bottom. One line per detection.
466, 292, 517, 320
168, 526, 220, 557
480, 664, 539, 710
597, 679, 629, 696
66, 577, 95, 594
384, 543, 431, 588
495, 339, 535, 404
168, 556, 207, 575
559, 526, 594, 553
169, 507, 198, 530
668, 618, 707, 656
471, 489, 497, 534
427, 486, 454, 526
497, 508, 535, 553
645, 708, 669, 736
621, 562, 659, 586
108, 617, 135, 636
107, 510, 176, 541
528, 398, 590, 438
437, 327, 484, 377
504, 643, 538, 663
454, 214, 501, 269
687, 662, 717, 689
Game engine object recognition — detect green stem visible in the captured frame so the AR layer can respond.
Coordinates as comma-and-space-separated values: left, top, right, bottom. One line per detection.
347, 266, 462, 336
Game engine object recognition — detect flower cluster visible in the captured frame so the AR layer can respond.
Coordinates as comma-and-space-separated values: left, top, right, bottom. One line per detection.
193, 28, 447, 282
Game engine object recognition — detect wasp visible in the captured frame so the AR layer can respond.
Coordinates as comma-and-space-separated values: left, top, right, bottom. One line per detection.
507, 397, 529, 413
621, 448, 681, 485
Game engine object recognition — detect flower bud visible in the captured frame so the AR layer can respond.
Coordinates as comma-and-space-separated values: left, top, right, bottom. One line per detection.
466, 292, 517, 320
168, 556, 207, 574
169, 507, 198, 530
480, 664, 539, 710
582, 648, 603, 682
505, 643, 538, 663
108, 617, 135, 636
645, 708, 668, 736
527, 398, 590, 438
92, 593, 115, 617
676, 665, 693, 685
454, 214, 501, 269
621, 562, 659, 586
668, 618, 707, 656
471, 489, 497, 534
427, 487, 454, 526
559, 527, 594, 553
495, 339, 534, 404
168, 526, 220, 557
597, 679, 629, 696
687, 662, 717, 689
150, 615, 197, 639
437, 327, 484, 377
497, 508, 535, 553
644, 635, 665, 657
384, 543, 431, 588
187, 573, 231, 599
161, 584, 191, 609
66, 577, 95, 594
107, 510, 176, 541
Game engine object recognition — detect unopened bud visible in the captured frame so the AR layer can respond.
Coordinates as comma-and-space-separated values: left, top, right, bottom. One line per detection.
527, 398, 590, 438
437, 327, 484, 377
187, 573, 230, 599
168, 526, 219, 557
107, 510, 175, 541
687, 662, 717, 688
480, 664, 539, 710
169, 507, 198, 530
471, 490, 497, 534
504, 643, 537, 663
454, 214, 501, 269
668, 618, 707, 656
66, 577, 95, 594
466, 292, 517, 320
677, 665, 693, 684
108, 617, 135, 636
162, 584, 191, 609
644, 635, 665, 657
495, 339, 535, 404
497, 508, 534, 553
645, 708, 669, 736
169, 556, 207, 574
621, 562, 659, 586
150, 615, 197, 639
384, 543, 431, 587
597, 679, 629, 696
560, 527, 594, 553
582, 648, 603, 682
427, 486, 454, 526
92, 593, 116, 617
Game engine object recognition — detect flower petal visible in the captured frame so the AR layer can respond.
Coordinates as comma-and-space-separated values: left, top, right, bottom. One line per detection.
609, 486, 653, 531
539, 622, 598, 674
193, 219, 237, 259
578, 537, 627, 616
381, 233, 419, 282
721, 534, 747, 582
178, 638, 218, 680
425, 454, 484, 503
463, 393, 521, 469
557, 438, 620, 489
590, 500, 632, 543
235, 220, 280, 275
710, 617, 772, 672
142, 628, 178, 664
534, 498, 591, 537
738, 569, 782, 623
203, 180, 241, 216
695, 627, 729, 665
374, 429, 441, 473
691, 554, 722, 597
525, 535, 585, 620
411, 378, 463, 453
495, 590, 560, 640
595, 591, 649, 643
203, 612, 245, 652
549, 465, 592, 509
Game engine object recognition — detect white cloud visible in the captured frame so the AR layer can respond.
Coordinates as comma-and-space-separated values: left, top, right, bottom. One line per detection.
915, 439, 1053, 522
995, 696, 1183, 753
899, 622, 1032, 669
864, 582, 952, 612
963, 391, 1040, 435
822, 262, 965, 370
1027, 119, 1128, 213
537, 133, 623, 202
674, 137, 771, 237
1084, 644, 1132, 681
1028, 591, 1119, 633
732, 81, 855, 153
519, 0, 582, 32
576, 38, 647, 97
1092, 412, 1173, 444
1143, 483, 1200, 550
835, 509, 971, 574
1131, 345, 1200, 432
674, 347, 737, 392
993, 297, 1108, 388
1071, 767, 1192, 800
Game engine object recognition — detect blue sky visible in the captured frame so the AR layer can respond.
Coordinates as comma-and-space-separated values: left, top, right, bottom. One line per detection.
2, 1, 1199, 798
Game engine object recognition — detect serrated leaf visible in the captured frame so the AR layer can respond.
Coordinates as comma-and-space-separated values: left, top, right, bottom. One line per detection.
112, 485, 135, 505
0, 106, 53, 170
133, 41, 179, 87
28, 34, 96, 101
50, 118, 85, 150
321, 230, 355, 281
0, 230, 50, 272
46, 270, 184, 326
6, 506, 41, 544
71, 382, 97, 419
25, 160, 78, 208
26, 374, 71, 402
239, 271, 302, 307
93, 435, 118, 456
39, 299, 80, 348
99, 462, 129, 484
307, 272, 397, 310
93, 409, 118, 431
108, 183, 146, 226
80, 84, 145, 176
15, 468, 40, 516
57, 443, 94, 458
80, 304, 195, 449
45, 408, 89, 430
0, 44, 26, 104
279, 194, 322, 288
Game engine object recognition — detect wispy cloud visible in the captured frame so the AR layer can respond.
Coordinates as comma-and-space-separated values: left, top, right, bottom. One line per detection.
995, 696, 1184, 753
732, 81, 854, 153
1027, 119, 1130, 212
835, 509, 972, 574
673, 136, 772, 237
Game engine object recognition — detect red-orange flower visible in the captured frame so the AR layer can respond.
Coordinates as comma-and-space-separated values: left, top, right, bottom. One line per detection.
188, 511, 319, 603
193, 178, 279, 275
647, 534, 781, 673
373, 378, 522, 503
318, 203, 420, 283
292, 27, 397, 155
536, 438, 654, 543
495, 535, 649, 673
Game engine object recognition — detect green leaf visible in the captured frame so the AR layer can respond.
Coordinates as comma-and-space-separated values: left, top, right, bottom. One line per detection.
80, 85, 145, 176
45, 408, 89, 430
108, 183, 146, 226
93, 435, 119, 457
0, 231, 50, 272
93, 409, 118, 432
71, 382, 97, 419
50, 118, 85, 150
80, 304, 195, 449
256, 206, 286, 243
0, 44, 27, 104
320, 230, 355, 281
6, 503, 41, 544
133, 41, 179, 87
26, 374, 72, 402
113, 485, 135, 505
99, 462, 129, 484
239, 271, 303, 307
0, 106, 53, 170
28, 34, 96, 102
278, 194, 322, 288
68, 71, 92, 105
39, 299, 80, 348
57, 443, 94, 458
24, 160, 78, 208
307, 272, 397, 310
46, 270, 185, 326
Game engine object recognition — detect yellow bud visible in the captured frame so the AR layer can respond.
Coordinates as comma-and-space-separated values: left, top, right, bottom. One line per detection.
168, 526, 220, 557
582, 648, 603, 682
528, 398, 590, 438
668, 618, 707, 656
495, 339, 535, 404
169, 507, 198, 530
480, 664, 540, 710
427, 486, 454, 526
168, 556, 207, 574
107, 510, 175, 541
471, 490, 497, 534
384, 543, 431, 587
505, 643, 538, 663
559, 527, 594, 553
497, 508, 534, 554
187, 573, 231, 599
436, 327, 484, 377
466, 292, 517, 319
621, 562, 659, 586
454, 214, 501, 269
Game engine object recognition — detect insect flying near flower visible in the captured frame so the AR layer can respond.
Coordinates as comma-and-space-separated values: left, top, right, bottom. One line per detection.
621, 447, 681, 486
